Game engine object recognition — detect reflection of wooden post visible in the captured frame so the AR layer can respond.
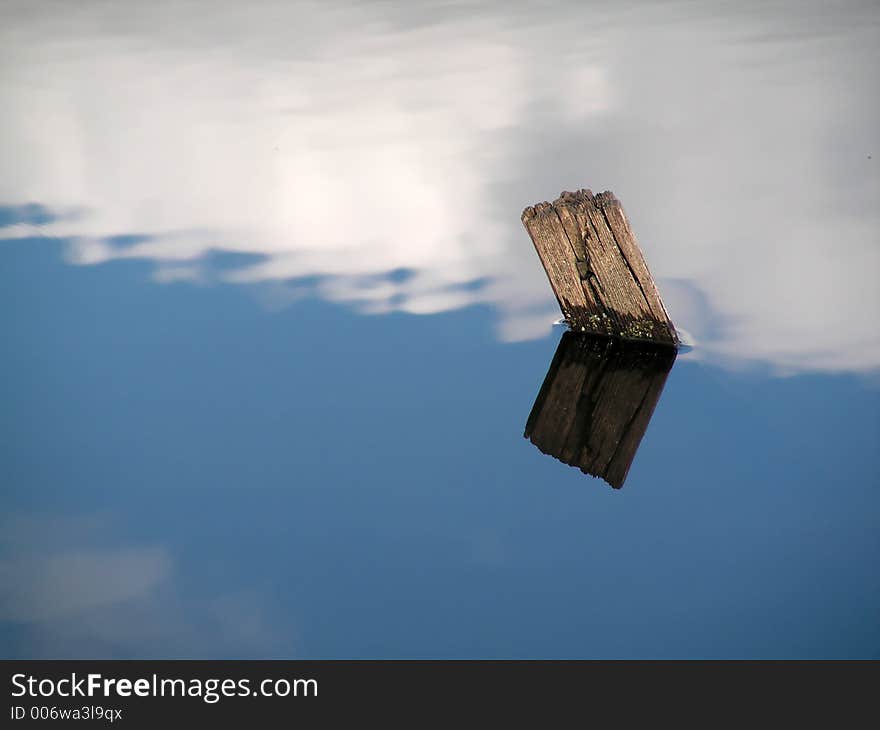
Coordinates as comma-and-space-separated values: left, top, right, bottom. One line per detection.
525, 333, 676, 488
522, 190, 678, 346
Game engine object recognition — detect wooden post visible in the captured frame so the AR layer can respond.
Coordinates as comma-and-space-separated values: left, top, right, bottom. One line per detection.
524, 333, 676, 488
522, 189, 678, 346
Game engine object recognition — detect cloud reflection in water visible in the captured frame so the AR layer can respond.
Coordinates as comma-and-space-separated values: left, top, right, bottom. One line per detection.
1, 0, 877, 371
0, 514, 292, 658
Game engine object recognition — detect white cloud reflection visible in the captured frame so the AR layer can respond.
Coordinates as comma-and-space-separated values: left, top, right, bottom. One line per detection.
0, 546, 170, 623
1, 0, 878, 371
0, 513, 293, 658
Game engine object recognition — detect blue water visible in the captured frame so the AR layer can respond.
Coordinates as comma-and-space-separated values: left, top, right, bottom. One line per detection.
1, 0, 878, 658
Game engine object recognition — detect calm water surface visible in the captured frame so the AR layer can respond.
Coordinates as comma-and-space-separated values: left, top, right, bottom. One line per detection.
1, 0, 878, 658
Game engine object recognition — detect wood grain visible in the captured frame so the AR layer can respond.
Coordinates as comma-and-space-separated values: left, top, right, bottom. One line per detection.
522, 189, 677, 345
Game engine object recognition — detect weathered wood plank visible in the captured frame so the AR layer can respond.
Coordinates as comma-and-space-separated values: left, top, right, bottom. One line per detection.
522, 189, 677, 345
585, 197, 655, 338
553, 202, 604, 315
600, 193, 676, 334
524, 333, 676, 488
522, 203, 590, 323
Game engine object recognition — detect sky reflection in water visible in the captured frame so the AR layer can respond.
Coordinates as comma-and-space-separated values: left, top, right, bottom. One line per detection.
1, 0, 878, 658
2, 0, 878, 370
